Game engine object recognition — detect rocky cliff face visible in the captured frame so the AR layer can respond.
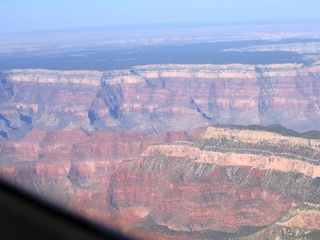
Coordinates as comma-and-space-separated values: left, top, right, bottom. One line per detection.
1, 63, 320, 239
1, 124, 320, 239
106, 125, 320, 239
1, 63, 320, 140
0, 126, 190, 227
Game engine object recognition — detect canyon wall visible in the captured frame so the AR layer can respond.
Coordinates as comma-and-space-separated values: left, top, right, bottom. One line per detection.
1, 124, 320, 239
107, 125, 320, 238
2, 124, 319, 238
1, 63, 320, 141
1, 63, 320, 239
0, 126, 190, 228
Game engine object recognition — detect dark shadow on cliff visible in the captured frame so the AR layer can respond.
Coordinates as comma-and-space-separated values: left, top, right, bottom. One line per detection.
0, 178, 136, 240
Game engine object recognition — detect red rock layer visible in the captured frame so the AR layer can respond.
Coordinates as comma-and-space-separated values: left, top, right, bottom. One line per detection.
105, 126, 320, 238
1, 63, 320, 139
0, 127, 192, 226
108, 157, 300, 234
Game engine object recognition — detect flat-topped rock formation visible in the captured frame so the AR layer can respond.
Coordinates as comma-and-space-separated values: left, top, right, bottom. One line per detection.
1, 63, 320, 140
1, 61, 320, 238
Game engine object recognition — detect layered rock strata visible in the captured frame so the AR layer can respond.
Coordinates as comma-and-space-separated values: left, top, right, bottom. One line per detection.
108, 125, 320, 239
0, 127, 191, 227
1, 62, 320, 239
1, 125, 320, 238
1, 63, 320, 140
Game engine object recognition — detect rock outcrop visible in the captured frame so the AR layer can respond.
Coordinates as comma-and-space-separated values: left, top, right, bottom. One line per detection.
1, 62, 320, 239
107, 125, 320, 239
0, 127, 190, 227
241, 203, 320, 239
1, 124, 320, 238
1, 63, 320, 140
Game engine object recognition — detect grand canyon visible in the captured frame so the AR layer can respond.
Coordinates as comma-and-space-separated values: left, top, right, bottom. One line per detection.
1, 21, 320, 239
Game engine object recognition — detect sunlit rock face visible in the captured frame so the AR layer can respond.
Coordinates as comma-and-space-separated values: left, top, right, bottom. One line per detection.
2, 124, 319, 239
1, 63, 320, 239
1, 63, 320, 140
107, 125, 320, 238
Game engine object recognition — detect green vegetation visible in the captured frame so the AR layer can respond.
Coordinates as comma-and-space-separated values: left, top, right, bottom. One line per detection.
212, 124, 310, 138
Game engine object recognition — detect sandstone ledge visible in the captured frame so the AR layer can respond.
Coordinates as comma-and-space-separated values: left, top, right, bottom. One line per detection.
4, 63, 320, 85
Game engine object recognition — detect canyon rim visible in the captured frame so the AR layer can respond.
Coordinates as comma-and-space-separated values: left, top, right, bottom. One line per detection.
1, 20, 320, 239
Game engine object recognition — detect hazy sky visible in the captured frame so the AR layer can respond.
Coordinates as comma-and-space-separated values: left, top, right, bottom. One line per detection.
1, 0, 320, 33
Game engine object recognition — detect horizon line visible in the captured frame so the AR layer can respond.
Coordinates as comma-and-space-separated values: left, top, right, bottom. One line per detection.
2, 18, 320, 35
